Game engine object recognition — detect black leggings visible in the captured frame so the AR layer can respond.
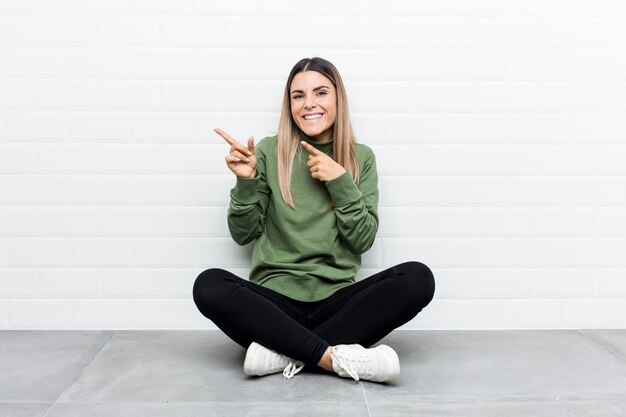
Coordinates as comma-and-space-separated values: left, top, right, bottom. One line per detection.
192, 261, 435, 367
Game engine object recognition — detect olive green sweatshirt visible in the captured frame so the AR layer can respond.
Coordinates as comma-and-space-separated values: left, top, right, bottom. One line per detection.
227, 134, 379, 302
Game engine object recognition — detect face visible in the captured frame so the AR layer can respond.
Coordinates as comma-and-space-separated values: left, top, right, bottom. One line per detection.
289, 70, 337, 142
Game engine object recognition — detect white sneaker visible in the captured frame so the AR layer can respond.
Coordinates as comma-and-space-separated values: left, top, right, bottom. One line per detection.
243, 342, 304, 379
330, 344, 400, 383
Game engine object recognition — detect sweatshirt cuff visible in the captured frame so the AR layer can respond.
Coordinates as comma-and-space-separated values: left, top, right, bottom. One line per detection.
230, 175, 259, 204
325, 171, 362, 207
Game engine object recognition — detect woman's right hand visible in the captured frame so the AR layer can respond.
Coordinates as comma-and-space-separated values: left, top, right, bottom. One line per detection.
214, 128, 257, 179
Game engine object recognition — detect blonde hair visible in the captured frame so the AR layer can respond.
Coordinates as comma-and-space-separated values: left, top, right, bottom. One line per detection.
277, 57, 360, 208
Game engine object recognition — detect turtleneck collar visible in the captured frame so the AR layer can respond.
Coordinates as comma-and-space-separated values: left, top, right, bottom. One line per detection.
298, 131, 334, 152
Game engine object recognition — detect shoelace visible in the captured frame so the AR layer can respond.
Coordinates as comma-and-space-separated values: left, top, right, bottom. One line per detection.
282, 360, 304, 379
329, 349, 363, 381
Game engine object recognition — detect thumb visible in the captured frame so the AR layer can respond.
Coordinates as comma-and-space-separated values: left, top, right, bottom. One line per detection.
300, 141, 321, 156
247, 136, 255, 155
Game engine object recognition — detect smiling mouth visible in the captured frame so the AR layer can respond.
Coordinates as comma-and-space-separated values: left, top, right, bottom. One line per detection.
303, 113, 324, 120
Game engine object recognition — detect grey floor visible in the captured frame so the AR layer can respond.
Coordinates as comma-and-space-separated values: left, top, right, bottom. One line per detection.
1, 330, 626, 417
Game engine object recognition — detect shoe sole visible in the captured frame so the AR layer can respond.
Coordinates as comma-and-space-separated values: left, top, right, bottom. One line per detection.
243, 342, 261, 376
376, 344, 401, 383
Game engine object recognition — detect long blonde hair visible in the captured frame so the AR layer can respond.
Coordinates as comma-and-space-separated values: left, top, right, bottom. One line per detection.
277, 57, 359, 208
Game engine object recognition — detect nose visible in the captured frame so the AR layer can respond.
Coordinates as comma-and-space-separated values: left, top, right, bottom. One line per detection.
304, 97, 316, 110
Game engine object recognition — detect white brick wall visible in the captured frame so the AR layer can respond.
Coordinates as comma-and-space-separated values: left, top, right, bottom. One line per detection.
1, 0, 626, 329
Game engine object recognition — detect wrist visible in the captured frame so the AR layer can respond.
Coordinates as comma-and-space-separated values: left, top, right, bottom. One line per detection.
327, 167, 346, 182
235, 169, 256, 179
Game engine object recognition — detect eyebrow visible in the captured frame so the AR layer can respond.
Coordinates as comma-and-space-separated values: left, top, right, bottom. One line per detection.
290, 85, 331, 94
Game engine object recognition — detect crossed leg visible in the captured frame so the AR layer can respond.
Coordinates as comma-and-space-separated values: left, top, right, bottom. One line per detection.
193, 261, 435, 369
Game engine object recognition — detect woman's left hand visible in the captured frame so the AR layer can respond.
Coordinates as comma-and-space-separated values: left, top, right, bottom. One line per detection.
301, 141, 346, 182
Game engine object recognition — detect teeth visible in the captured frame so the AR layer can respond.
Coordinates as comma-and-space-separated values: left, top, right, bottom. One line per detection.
304, 114, 322, 120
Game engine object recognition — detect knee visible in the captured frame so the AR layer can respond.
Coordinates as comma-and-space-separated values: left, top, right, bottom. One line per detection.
192, 268, 231, 314
398, 261, 435, 308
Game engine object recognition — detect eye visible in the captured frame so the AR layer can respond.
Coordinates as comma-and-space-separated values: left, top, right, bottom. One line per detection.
291, 94, 303, 100
317, 90, 327, 96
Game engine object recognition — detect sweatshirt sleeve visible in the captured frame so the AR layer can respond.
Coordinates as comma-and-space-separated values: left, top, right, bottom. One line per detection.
325, 148, 379, 255
227, 146, 270, 246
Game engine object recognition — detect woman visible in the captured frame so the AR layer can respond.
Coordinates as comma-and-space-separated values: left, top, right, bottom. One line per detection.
193, 57, 435, 383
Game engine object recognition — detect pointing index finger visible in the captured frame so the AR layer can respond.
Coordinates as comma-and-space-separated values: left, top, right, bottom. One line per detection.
301, 141, 322, 156
214, 128, 237, 146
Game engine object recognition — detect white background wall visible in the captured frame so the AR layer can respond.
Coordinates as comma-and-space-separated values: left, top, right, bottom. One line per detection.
1, 0, 626, 330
